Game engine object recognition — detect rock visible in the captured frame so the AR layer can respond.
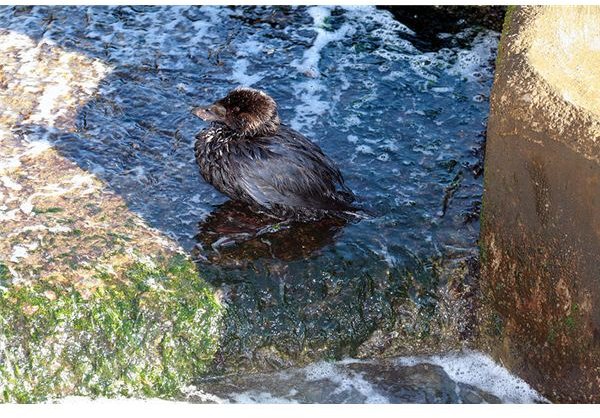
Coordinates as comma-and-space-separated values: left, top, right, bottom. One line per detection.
480, 6, 600, 403
190, 357, 504, 404
0, 30, 222, 402
379, 6, 506, 51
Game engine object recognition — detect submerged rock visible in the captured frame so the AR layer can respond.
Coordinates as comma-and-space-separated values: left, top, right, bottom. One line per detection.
188, 352, 544, 403
379, 6, 506, 52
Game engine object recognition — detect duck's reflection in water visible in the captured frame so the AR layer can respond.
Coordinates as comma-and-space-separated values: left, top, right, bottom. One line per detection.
192, 200, 347, 267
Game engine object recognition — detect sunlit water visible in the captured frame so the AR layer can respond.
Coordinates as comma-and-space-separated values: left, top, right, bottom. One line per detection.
186, 351, 545, 403
55, 351, 546, 404
0, 5, 538, 403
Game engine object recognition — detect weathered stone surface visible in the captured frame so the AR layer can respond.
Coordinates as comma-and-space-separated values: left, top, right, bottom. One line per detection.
0, 30, 222, 402
480, 6, 600, 402
189, 357, 506, 404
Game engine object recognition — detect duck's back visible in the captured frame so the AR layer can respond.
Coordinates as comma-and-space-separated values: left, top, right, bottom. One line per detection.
195, 125, 355, 220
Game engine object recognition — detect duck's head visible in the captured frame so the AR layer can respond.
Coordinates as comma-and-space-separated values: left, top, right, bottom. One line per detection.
193, 87, 280, 137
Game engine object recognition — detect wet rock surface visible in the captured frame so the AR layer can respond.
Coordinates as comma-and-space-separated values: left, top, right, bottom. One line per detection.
193, 362, 499, 403
481, 6, 600, 403
0, 14, 222, 402
379, 6, 506, 52
0, 5, 499, 373
0, 5, 522, 402
189, 352, 544, 403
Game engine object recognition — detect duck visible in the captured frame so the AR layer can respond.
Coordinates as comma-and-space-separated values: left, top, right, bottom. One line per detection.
192, 87, 356, 221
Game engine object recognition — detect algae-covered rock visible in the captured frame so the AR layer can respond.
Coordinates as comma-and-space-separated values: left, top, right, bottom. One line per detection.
0, 26, 222, 403
0, 255, 221, 402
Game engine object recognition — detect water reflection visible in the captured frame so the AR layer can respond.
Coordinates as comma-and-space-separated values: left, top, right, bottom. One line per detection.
192, 200, 347, 267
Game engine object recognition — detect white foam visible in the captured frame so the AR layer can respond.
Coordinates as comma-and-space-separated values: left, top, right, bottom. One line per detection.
228, 391, 298, 404
355, 145, 374, 154
230, 58, 264, 87
30, 81, 71, 127
70, 174, 95, 187
288, 7, 357, 133
181, 385, 226, 404
396, 350, 547, 403
19, 225, 48, 233
19, 200, 33, 215
0, 208, 19, 222
236, 39, 263, 57
344, 6, 415, 37
23, 138, 52, 157
49, 225, 72, 233
292, 6, 355, 77
303, 361, 389, 403
0, 29, 111, 129
0, 156, 22, 173
286, 7, 498, 135
448, 31, 499, 81
193, 351, 543, 404
290, 79, 329, 132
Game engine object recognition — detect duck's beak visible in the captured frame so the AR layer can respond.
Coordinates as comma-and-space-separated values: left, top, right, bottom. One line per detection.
192, 104, 226, 122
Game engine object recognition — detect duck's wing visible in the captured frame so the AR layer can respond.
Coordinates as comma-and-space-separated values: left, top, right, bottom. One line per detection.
232, 130, 354, 212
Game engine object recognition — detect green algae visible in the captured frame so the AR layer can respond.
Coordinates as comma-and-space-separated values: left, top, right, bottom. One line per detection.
32, 207, 64, 215
0, 263, 9, 289
0, 255, 222, 403
210, 254, 475, 373
494, 5, 516, 69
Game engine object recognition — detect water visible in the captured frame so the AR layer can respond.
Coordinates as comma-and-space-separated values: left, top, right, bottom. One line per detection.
54, 351, 546, 404
187, 351, 546, 403
0, 5, 524, 402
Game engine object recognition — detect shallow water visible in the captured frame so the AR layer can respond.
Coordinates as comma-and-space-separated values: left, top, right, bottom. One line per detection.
54, 351, 546, 404
188, 351, 546, 404
0, 5, 510, 402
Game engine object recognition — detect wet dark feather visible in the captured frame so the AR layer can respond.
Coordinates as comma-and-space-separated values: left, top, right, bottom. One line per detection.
193, 88, 356, 221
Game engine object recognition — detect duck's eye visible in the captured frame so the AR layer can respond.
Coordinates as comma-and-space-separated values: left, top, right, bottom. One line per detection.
233, 106, 240, 113
210, 104, 227, 117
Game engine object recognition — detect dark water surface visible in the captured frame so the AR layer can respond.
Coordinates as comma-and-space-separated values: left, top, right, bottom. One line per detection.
0, 5, 509, 400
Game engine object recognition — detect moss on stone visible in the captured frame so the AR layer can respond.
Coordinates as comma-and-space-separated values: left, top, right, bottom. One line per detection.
0, 263, 9, 287
32, 207, 64, 215
0, 255, 222, 403
495, 5, 517, 69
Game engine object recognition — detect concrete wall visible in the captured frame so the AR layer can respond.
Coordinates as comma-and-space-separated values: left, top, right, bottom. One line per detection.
481, 6, 600, 402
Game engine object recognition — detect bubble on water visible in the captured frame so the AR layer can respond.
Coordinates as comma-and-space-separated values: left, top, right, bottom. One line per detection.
355, 144, 374, 154
396, 350, 547, 404
432, 86, 454, 94
291, 6, 355, 77
447, 31, 499, 81
303, 361, 390, 403
230, 58, 264, 87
